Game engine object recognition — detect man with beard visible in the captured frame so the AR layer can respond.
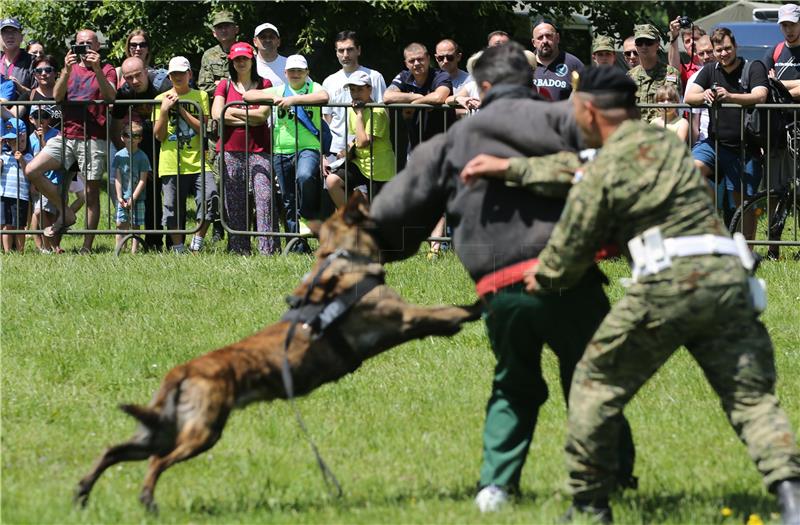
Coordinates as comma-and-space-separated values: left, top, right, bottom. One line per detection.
368, 43, 636, 514
531, 19, 584, 100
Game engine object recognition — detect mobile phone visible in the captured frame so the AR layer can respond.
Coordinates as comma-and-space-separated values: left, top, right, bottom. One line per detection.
71, 44, 87, 56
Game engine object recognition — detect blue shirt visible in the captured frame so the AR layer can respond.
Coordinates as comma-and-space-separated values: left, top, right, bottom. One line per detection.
533, 51, 585, 101
112, 148, 151, 199
29, 128, 61, 184
0, 151, 32, 201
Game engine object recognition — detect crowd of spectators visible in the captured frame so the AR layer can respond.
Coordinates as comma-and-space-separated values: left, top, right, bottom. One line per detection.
0, 6, 797, 254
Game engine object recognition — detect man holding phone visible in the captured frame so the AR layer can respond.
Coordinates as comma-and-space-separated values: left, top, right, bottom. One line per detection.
24, 28, 116, 249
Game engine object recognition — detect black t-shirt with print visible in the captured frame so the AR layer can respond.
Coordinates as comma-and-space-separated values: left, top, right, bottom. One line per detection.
764, 42, 800, 81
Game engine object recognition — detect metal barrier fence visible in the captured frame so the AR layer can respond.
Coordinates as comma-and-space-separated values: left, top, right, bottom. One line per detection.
2, 98, 798, 257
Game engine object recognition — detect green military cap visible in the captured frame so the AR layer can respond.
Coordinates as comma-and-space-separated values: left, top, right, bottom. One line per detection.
592, 35, 616, 53
210, 10, 236, 27
633, 24, 661, 42
571, 66, 637, 108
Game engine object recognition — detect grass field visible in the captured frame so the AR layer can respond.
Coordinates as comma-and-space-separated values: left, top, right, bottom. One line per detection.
2, 237, 799, 524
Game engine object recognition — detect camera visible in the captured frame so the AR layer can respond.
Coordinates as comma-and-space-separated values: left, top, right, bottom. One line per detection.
678, 16, 693, 29
71, 44, 87, 56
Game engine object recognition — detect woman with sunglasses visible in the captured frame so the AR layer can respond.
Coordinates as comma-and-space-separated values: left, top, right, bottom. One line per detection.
211, 42, 277, 255
116, 29, 152, 89
28, 55, 60, 126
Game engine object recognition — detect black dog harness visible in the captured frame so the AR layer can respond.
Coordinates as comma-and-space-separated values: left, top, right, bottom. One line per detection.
278, 248, 384, 497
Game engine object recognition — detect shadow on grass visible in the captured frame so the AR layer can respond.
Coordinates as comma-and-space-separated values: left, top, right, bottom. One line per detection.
621, 489, 776, 523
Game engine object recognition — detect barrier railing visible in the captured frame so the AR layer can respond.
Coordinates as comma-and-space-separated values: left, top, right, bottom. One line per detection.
2, 97, 798, 256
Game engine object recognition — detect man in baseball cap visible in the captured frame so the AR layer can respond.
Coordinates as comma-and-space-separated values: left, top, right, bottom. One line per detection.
628, 23, 680, 122
253, 22, 286, 86
591, 35, 617, 67
778, 3, 800, 23
0, 17, 34, 99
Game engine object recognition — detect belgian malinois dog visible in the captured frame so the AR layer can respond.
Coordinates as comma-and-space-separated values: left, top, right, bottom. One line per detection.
75, 193, 481, 511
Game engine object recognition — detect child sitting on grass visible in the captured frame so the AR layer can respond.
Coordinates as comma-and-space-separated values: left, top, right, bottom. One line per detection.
0, 118, 32, 253
650, 84, 689, 144
113, 120, 151, 253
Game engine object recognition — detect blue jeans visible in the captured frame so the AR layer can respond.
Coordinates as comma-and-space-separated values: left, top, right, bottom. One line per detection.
273, 150, 321, 233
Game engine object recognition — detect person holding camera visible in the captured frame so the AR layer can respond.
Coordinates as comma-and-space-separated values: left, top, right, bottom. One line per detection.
667, 16, 707, 88
23, 29, 116, 251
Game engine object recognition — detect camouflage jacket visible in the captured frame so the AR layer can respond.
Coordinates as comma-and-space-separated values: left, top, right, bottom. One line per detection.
627, 61, 680, 123
507, 120, 736, 291
198, 45, 229, 98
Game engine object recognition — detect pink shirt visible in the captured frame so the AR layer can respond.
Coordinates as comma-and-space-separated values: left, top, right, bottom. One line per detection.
62, 63, 117, 140
214, 78, 272, 153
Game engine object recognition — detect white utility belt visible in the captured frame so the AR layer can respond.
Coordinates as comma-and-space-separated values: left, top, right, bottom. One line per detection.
626, 227, 765, 312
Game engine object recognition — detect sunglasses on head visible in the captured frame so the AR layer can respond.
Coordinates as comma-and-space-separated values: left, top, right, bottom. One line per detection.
129, 42, 149, 49
33, 66, 55, 74
435, 54, 456, 62
623, 51, 638, 57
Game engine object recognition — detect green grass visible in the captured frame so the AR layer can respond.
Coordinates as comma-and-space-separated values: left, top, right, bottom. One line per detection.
1, 248, 798, 524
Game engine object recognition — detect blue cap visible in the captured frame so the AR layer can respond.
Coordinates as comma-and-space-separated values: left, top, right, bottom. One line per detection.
0, 18, 22, 31
1, 118, 26, 139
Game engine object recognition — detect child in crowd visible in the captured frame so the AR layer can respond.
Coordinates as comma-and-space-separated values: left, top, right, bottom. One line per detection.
113, 120, 151, 253
28, 105, 65, 253
651, 84, 689, 144
325, 70, 395, 208
0, 118, 32, 253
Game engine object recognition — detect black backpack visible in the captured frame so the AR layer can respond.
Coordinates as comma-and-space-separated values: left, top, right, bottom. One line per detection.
741, 58, 795, 152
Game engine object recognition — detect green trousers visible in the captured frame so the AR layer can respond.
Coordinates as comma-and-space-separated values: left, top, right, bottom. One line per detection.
479, 272, 636, 490
566, 270, 800, 500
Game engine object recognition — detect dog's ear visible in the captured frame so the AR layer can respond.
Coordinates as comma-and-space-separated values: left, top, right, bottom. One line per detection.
343, 192, 370, 225
307, 220, 322, 237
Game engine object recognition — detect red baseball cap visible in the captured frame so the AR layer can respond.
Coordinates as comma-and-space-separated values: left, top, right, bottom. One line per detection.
228, 42, 254, 60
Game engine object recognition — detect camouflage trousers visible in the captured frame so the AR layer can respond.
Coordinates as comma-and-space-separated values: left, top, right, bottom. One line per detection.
566, 268, 800, 500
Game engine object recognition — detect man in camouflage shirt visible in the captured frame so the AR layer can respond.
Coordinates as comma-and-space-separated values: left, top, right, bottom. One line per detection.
627, 24, 681, 122
460, 67, 800, 524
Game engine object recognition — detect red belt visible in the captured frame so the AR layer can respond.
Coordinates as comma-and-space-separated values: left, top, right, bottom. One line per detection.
475, 258, 539, 298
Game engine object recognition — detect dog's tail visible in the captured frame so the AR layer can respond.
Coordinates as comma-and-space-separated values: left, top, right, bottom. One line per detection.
119, 366, 187, 428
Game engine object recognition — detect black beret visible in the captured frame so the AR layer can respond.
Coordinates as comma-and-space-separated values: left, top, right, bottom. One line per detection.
572, 67, 637, 108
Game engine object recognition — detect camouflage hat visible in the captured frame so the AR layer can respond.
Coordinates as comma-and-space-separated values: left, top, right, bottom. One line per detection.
592, 35, 615, 53
210, 10, 236, 27
633, 24, 661, 42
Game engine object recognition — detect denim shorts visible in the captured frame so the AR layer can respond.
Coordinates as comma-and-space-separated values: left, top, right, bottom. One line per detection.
0, 196, 29, 227
692, 139, 762, 196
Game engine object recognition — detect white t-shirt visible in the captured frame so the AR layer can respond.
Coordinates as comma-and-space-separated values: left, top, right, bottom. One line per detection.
684, 69, 708, 144
322, 66, 387, 153
256, 54, 287, 87
450, 69, 471, 91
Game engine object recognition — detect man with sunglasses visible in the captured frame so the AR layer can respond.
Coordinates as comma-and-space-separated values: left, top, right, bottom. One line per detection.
434, 39, 470, 92
111, 56, 173, 251
622, 37, 639, 70
627, 24, 680, 123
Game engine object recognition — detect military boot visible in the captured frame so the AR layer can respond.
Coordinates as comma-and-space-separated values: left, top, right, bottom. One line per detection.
562, 498, 613, 524
776, 479, 800, 525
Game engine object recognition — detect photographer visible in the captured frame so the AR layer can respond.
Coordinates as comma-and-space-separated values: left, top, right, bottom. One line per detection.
668, 16, 707, 87
24, 29, 116, 252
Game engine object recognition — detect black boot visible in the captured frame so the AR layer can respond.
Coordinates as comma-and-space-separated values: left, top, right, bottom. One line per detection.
776, 479, 800, 525
562, 498, 613, 524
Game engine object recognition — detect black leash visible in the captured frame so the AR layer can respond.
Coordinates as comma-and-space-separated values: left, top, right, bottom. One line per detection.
279, 250, 348, 498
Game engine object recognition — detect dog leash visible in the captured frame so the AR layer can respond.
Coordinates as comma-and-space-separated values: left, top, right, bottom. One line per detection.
281, 250, 346, 499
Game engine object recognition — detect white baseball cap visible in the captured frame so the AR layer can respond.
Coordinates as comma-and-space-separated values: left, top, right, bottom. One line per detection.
344, 70, 371, 87
285, 54, 308, 70
254, 22, 280, 38
167, 56, 191, 74
778, 4, 800, 23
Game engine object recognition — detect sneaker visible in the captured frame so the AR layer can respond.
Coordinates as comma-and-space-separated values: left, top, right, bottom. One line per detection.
475, 485, 508, 513
189, 235, 204, 252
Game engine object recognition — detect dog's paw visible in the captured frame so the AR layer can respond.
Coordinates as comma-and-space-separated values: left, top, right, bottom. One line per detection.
139, 489, 159, 514
458, 301, 484, 323
73, 482, 90, 508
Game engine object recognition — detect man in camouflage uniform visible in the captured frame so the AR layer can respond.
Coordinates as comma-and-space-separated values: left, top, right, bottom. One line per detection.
591, 36, 617, 67
627, 24, 680, 122
460, 66, 800, 524
198, 10, 238, 242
